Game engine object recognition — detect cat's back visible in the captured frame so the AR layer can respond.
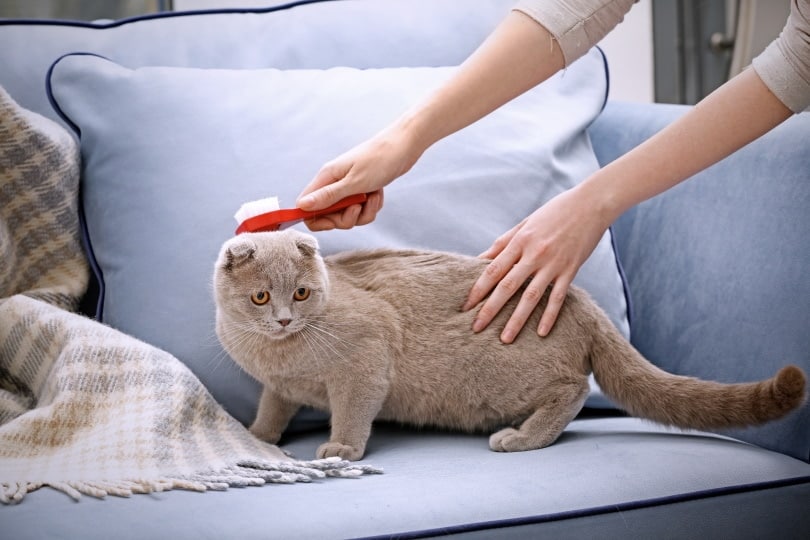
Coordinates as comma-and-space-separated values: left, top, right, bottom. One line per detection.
326, 248, 486, 307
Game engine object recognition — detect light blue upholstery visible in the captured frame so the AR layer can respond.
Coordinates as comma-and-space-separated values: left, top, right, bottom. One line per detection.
5, 419, 810, 539
591, 101, 810, 462
1, 1, 808, 538
0, 0, 514, 126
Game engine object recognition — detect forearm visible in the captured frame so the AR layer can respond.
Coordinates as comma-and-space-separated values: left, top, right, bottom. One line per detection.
582, 68, 794, 225
395, 10, 564, 158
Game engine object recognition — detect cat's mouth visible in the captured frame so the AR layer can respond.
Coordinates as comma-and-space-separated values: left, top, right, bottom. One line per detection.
266, 322, 304, 339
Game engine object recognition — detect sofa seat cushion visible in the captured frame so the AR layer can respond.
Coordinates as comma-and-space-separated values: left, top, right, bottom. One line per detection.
4, 418, 809, 538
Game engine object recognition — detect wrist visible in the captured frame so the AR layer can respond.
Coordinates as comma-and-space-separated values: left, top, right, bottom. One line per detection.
575, 169, 629, 228
391, 107, 440, 163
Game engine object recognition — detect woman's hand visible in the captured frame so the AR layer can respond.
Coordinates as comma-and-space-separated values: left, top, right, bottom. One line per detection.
296, 125, 421, 231
462, 184, 614, 344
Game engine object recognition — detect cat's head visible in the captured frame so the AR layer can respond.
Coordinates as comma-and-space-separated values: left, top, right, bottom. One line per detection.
214, 229, 329, 340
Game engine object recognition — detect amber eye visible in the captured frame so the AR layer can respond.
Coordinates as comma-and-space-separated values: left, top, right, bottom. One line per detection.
250, 291, 270, 306
293, 287, 311, 301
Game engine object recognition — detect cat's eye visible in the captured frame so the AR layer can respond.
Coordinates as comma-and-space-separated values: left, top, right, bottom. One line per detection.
293, 287, 311, 301
250, 291, 270, 306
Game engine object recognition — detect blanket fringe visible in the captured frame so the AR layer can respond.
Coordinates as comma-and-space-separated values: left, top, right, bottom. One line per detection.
1, 457, 382, 504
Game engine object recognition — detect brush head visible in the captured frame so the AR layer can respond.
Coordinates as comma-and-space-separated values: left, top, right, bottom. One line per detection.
234, 193, 368, 234
234, 196, 280, 227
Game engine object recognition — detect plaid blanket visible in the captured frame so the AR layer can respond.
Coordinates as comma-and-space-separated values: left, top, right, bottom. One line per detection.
0, 87, 378, 504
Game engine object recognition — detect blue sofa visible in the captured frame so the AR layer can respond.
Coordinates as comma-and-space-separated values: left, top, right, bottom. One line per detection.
2, 1, 808, 538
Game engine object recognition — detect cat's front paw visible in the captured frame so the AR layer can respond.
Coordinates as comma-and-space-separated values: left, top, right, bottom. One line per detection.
317, 441, 364, 461
489, 427, 536, 452
248, 423, 282, 444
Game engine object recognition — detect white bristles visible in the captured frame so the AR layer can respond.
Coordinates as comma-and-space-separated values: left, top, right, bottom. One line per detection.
234, 196, 280, 224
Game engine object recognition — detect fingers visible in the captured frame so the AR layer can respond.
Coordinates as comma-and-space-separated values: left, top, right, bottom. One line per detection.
297, 155, 361, 210
536, 277, 571, 337
498, 272, 552, 344
463, 222, 526, 310
302, 190, 384, 231
464, 240, 527, 326
470, 260, 534, 337
297, 178, 347, 212
469, 263, 572, 344
461, 249, 515, 312
468, 258, 545, 342
500, 276, 571, 343
462, 228, 575, 343
303, 204, 362, 231
356, 190, 384, 226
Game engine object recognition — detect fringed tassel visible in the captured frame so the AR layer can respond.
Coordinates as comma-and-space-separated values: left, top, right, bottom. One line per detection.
0, 457, 382, 504
0, 482, 41, 504
240, 456, 383, 481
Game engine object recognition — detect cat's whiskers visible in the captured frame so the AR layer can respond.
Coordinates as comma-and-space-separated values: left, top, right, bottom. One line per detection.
299, 324, 340, 359
217, 320, 264, 360
208, 342, 234, 374
207, 319, 260, 365
219, 316, 338, 378
295, 327, 334, 375
304, 319, 360, 349
206, 324, 247, 374
222, 320, 301, 378
296, 320, 374, 372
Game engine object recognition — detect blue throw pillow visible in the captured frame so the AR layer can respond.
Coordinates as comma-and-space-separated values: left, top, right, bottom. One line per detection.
47, 49, 626, 425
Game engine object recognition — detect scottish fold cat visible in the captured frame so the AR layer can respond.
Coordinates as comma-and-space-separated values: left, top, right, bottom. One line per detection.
214, 230, 806, 461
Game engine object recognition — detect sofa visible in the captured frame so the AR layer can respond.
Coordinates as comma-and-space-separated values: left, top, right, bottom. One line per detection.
1, 1, 808, 538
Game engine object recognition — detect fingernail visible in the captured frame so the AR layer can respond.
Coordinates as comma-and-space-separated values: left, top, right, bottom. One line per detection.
538, 324, 549, 337
472, 319, 484, 333
501, 330, 514, 343
297, 195, 313, 208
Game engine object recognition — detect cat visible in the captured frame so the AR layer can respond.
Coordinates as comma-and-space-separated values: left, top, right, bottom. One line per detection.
213, 229, 806, 461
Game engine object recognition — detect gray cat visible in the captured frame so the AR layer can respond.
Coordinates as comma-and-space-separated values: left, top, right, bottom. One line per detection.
213, 229, 806, 461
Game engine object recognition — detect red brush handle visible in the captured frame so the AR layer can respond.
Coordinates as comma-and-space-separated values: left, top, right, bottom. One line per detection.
236, 193, 368, 234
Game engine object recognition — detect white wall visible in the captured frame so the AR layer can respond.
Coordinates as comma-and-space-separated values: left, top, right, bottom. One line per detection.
597, 0, 654, 103
174, 0, 655, 103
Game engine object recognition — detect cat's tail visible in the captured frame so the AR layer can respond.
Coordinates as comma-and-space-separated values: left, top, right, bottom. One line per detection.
588, 315, 806, 430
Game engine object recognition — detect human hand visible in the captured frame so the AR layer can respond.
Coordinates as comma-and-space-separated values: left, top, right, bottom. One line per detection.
461, 185, 613, 343
296, 126, 421, 231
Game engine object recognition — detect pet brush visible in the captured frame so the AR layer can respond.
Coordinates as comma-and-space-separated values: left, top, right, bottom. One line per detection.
234, 193, 368, 234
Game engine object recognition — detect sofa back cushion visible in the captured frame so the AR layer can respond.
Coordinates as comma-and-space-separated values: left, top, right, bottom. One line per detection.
589, 101, 810, 462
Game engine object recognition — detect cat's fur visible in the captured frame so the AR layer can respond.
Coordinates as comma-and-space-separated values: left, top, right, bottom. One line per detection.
214, 229, 806, 461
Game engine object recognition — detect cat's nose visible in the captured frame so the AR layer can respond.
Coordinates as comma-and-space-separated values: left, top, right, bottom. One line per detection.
277, 318, 292, 327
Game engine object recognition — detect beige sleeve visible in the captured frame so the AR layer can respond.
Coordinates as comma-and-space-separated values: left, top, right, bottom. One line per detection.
751, 0, 810, 113
512, 0, 637, 66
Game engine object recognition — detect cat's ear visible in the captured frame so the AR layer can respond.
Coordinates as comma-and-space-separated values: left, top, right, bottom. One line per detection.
295, 234, 320, 258
221, 237, 257, 271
